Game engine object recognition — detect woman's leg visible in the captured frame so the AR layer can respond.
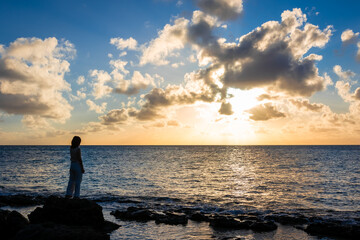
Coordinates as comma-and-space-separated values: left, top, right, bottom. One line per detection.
65, 169, 75, 197
73, 163, 83, 198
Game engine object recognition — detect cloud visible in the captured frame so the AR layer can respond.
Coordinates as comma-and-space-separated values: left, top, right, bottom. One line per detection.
76, 89, 86, 99
0, 37, 74, 122
167, 119, 180, 126
195, 8, 333, 97
99, 109, 129, 125
110, 37, 138, 50
114, 71, 155, 95
77, 76, 85, 85
289, 99, 325, 112
246, 103, 286, 121
353, 88, 360, 100
333, 65, 355, 80
89, 69, 113, 99
86, 99, 107, 113
341, 29, 359, 44
218, 101, 233, 115
195, 0, 243, 21
21, 115, 51, 129
139, 18, 189, 66
90, 54, 156, 97
357, 42, 360, 61
257, 94, 280, 101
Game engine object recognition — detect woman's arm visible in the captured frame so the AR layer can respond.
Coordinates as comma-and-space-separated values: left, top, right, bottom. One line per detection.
78, 148, 85, 173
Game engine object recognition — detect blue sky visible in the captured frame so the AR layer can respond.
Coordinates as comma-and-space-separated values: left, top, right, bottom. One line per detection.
0, 0, 359, 144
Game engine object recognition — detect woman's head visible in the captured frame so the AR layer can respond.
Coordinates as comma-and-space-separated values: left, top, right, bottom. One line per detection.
71, 136, 81, 148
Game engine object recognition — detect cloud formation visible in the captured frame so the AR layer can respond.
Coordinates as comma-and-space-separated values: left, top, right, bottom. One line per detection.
246, 103, 286, 121
341, 29, 359, 44
114, 71, 155, 95
110, 37, 138, 50
0, 37, 74, 122
86, 99, 107, 113
195, 0, 243, 21
289, 99, 325, 112
139, 18, 189, 66
195, 8, 332, 97
333, 65, 355, 80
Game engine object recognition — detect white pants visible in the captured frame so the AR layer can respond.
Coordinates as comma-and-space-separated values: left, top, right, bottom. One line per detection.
66, 162, 83, 198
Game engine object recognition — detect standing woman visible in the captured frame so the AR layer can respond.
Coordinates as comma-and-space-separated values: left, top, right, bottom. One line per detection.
65, 136, 85, 199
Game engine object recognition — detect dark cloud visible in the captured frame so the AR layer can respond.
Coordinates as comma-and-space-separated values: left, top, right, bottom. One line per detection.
218, 102, 233, 115
189, 9, 332, 97
246, 103, 286, 121
0, 93, 50, 115
99, 109, 128, 125
195, 0, 243, 21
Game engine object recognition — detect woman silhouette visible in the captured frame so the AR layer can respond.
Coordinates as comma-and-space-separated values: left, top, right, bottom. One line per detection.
65, 136, 85, 199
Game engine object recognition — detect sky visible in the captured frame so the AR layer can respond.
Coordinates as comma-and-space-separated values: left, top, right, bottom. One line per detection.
0, 0, 360, 145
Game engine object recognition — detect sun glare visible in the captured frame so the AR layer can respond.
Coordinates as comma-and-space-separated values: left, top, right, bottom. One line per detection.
228, 88, 265, 113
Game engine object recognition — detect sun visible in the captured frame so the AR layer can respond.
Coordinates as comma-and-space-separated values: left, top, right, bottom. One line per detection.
228, 88, 265, 114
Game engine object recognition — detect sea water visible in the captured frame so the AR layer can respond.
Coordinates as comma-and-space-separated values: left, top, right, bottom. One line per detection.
1, 145, 359, 239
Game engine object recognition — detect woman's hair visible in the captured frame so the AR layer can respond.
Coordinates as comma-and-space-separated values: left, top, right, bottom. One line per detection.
71, 136, 81, 148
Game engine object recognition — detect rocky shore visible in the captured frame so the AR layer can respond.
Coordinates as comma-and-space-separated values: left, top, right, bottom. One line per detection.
1, 194, 360, 239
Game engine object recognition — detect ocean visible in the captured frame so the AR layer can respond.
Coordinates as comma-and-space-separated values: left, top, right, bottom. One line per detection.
1, 145, 359, 239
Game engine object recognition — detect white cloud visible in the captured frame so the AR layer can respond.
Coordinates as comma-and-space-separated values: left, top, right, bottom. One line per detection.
89, 69, 113, 99
357, 42, 360, 61
333, 65, 355, 80
86, 99, 107, 113
114, 71, 155, 95
139, 18, 189, 66
76, 90, 86, 99
0, 37, 74, 122
341, 29, 359, 43
77, 75, 85, 85
110, 37, 138, 50
171, 62, 184, 68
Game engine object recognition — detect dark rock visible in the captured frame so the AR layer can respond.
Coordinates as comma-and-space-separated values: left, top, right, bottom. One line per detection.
305, 222, 359, 239
265, 214, 309, 225
189, 212, 210, 222
28, 196, 119, 233
155, 212, 188, 225
111, 207, 188, 225
0, 195, 45, 207
250, 221, 278, 232
14, 223, 109, 240
0, 209, 29, 239
111, 207, 157, 222
209, 215, 252, 229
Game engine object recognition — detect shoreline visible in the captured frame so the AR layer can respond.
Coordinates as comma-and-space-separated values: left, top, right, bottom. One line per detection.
1, 194, 358, 240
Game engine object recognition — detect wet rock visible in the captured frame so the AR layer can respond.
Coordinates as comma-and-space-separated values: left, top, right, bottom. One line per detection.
155, 212, 188, 225
0, 209, 29, 239
265, 213, 309, 225
0, 195, 45, 207
111, 207, 189, 225
250, 221, 278, 232
28, 196, 119, 233
111, 207, 157, 222
14, 223, 109, 240
305, 222, 360, 239
209, 215, 252, 229
189, 211, 210, 222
